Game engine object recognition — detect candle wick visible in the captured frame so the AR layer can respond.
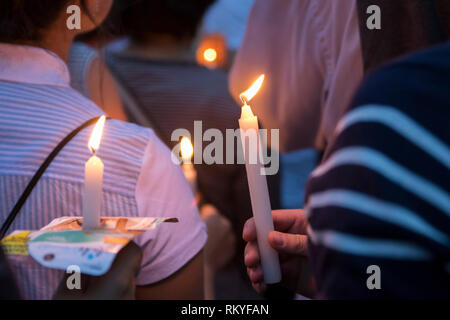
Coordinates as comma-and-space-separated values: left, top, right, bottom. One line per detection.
90, 147, 96, 156
240, 94, 249, 106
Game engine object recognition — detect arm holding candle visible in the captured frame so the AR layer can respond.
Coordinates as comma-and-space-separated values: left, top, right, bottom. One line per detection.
133, 132, 207, 299
243, 209, 316, 298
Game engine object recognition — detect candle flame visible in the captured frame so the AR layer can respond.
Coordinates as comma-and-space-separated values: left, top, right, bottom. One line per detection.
203, 48, 217, 62
180, 137, 194, 161
240, 74, 265, 104
88, 115, 106, 153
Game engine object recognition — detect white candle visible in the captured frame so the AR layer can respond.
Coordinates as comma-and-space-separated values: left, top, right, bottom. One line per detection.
180, 137, 197, 194
238, 75, 281, 284
82, 116, 106, 230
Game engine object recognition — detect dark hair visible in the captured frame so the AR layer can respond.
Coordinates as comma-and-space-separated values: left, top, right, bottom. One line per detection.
0, 0, 88, 42
107, 0, 215, 43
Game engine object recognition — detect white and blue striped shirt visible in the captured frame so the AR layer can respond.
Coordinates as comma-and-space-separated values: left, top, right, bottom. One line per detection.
0, 43, 206, 300
306, 44, 450, 299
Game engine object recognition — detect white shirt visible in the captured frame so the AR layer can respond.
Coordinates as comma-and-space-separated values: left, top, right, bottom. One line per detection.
0, 43, 206, 299
229, 0, 363, 152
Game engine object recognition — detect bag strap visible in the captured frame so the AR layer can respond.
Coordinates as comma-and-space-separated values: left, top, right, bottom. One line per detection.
0, 116, 109, 239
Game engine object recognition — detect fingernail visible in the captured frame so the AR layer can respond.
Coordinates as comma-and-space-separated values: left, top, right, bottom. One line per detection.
273, 233, 284, 247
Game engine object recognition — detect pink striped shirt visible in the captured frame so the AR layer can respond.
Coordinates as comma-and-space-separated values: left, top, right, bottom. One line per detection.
0, 43, 206, 299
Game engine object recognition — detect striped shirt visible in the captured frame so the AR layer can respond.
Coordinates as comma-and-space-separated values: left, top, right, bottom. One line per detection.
0, 43, 206, 300
106, 41, 240, 145
306, 43, 450, 299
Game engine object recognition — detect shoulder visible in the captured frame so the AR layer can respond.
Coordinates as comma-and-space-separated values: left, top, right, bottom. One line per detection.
309, 44, 450, 221
305, 44, 450, 299
351, 43, 450, 119
103, 119, 152, 150
307, 43, 450, 235
323, 44, 450, 177
67, 42, 99, 97
330, 43, 450, 159
68, 42, 98, 68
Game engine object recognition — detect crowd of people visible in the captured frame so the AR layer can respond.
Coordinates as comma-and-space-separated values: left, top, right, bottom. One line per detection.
0, 0, 448, 300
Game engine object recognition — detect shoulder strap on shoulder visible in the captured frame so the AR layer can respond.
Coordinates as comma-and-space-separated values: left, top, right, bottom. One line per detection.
0, 116, 110, 239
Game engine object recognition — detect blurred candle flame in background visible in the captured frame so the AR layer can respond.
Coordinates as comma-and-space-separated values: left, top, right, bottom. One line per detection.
180, 136, 194, 162
180, 136, 197, 198
196, 33, 227, 69
203, 48, 218, 62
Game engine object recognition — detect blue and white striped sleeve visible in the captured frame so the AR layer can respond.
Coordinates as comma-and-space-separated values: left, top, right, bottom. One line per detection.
305, 68, 450, 299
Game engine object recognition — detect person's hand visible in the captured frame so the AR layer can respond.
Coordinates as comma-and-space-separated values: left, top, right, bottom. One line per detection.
54, 241, 142, 300
199, 204, 236, 299
243, 209, 315, 297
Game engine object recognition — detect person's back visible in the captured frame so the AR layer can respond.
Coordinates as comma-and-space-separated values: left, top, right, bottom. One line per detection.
0, 43, 206, 299
107, 49, 238, 146
0, 0, 208, 299
229, 0, 363, 152
306, 43, 450, 299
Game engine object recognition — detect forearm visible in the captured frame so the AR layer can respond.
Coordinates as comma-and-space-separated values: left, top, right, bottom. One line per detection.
135, 250, 205, 300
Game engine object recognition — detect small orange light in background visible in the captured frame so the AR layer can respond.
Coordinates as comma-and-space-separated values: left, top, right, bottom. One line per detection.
203, 48, 217, 62
196, 33, 227, 69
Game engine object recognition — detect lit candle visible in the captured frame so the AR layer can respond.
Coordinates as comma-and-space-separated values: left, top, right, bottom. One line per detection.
180, 137, 197, 194
82, 115, 106, 230
239, 75, 281, 284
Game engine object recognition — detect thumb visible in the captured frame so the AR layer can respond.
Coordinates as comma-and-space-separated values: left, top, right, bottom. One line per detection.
269, 231, 308, 256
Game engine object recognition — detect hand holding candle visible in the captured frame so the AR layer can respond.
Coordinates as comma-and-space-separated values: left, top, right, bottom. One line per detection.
82, 116, 106, 230
239, 75, 282, 284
